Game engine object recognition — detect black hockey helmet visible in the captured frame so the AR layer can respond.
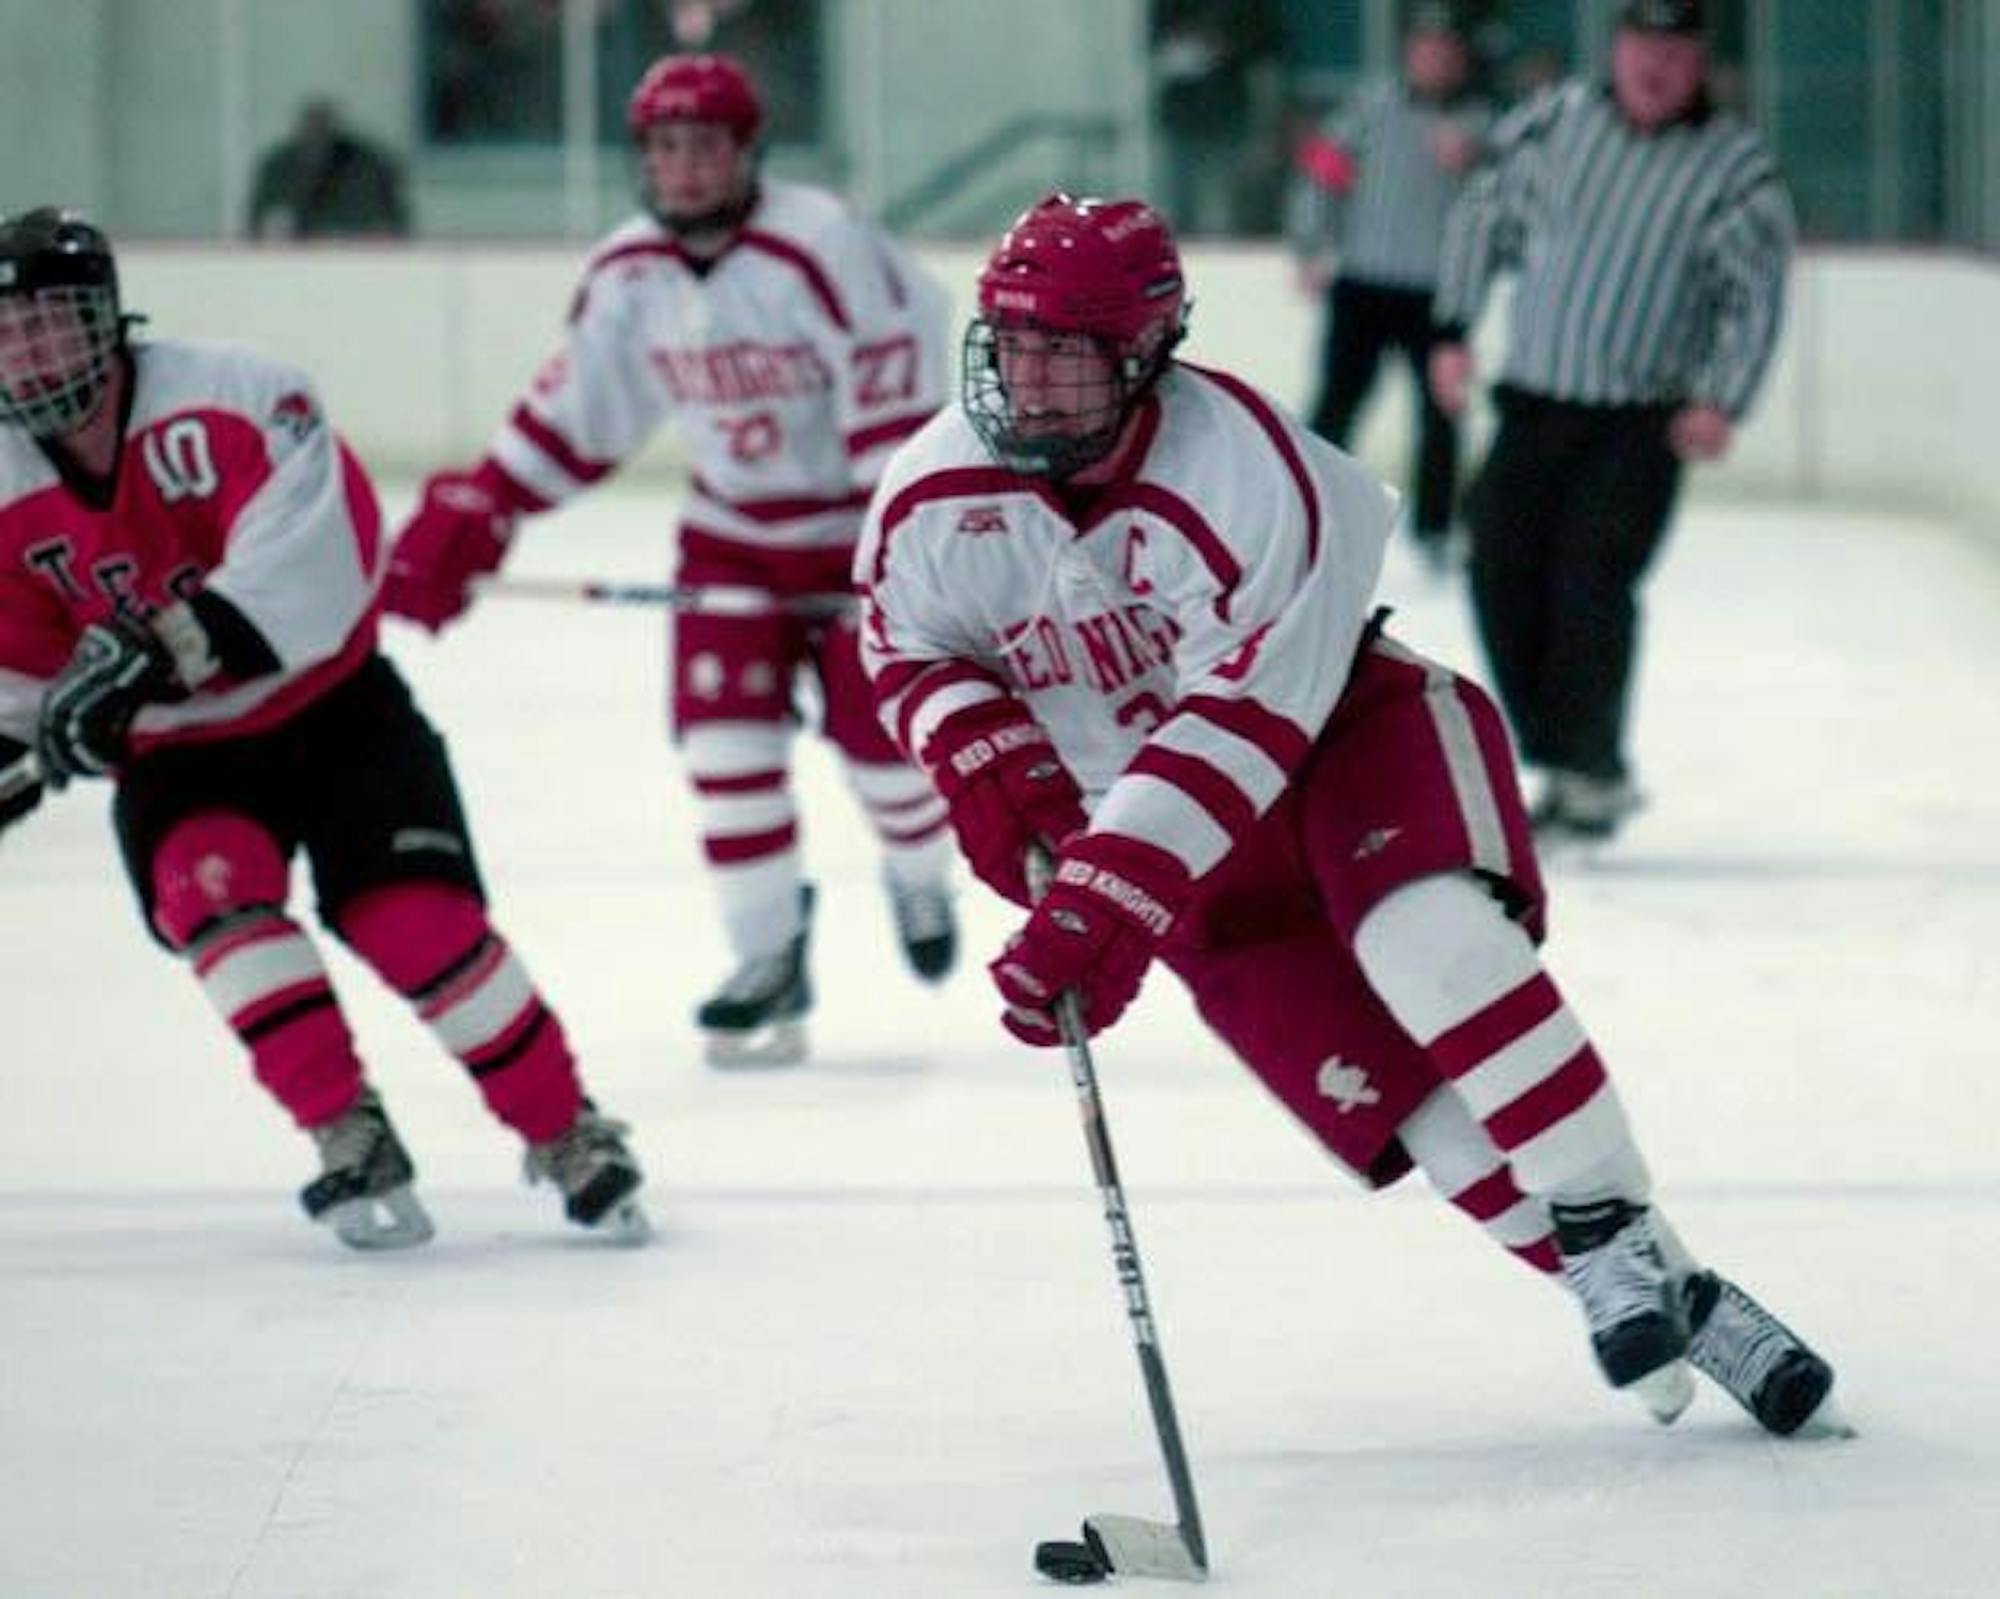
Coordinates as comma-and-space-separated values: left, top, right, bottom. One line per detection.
0, 206, 129, 437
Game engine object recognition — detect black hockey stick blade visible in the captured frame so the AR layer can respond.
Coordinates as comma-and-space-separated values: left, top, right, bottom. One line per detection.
1083, 1514, 1208, 1582
1035, 1537, 1110, 1585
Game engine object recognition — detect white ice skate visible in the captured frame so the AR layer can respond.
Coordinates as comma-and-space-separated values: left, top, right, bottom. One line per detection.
525, 1103, 650, 1244
1684, 1270, 1851, 1438
299, 1086, 434, 1251
886, 875, 957, 982
1552, 1197, 1694, 1423
698, 885, 813, 1068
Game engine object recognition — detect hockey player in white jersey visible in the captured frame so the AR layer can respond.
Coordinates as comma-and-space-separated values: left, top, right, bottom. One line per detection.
0, 207, 645, 1247
383, 53, 957, 1066
855, 192, 1843, 1437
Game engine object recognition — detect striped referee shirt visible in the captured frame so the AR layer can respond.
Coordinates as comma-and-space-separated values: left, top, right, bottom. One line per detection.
1290, 81, 1492, 291
1433, 80, 1795, 417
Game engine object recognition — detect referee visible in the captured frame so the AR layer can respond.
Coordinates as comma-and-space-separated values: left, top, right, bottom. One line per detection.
1429, 0, 1795, 841
1289, 2, 1489, 567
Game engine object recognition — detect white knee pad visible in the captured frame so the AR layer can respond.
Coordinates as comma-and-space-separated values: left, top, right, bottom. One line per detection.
1354, 873, 1540, 1046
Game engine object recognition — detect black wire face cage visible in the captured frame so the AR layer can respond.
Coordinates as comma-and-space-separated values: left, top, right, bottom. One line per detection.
961, 318, 1146, 480
0, 283, 123, 438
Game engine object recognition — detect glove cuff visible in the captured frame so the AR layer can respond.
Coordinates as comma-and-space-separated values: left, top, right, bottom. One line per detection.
469, 457, 539, 521
924, 697, 1048, 791
1054, 833, 1189, 941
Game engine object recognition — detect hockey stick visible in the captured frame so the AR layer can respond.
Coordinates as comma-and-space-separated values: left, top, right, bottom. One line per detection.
1027, 849, 1210, 1585
473, 573, 854, 618
1, 749, 41, 805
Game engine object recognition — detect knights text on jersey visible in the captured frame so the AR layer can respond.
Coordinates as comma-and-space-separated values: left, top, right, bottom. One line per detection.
855, 365, 1398, 885
488, 180, 949, 554
0, 339, 382, 750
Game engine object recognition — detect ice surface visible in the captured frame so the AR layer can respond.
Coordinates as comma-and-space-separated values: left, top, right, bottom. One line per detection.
3, 486, 1995, 1598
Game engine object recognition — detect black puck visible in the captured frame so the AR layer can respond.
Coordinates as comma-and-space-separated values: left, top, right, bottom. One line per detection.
1034, 1537, 1110, 1584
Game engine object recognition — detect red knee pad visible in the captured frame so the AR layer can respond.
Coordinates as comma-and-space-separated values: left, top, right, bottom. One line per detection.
152, 812, 290, 948
672, 609, 791, 735
337, 881, 489, 994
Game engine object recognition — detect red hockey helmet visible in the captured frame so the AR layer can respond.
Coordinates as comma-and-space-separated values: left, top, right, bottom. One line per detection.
625, 53, 763, 143
976, 193, 1187, 350
965, 194, 1189, 478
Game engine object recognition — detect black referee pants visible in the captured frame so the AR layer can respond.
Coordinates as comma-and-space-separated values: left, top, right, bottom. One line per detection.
1463, 387, 1683, 782
1308, 276, 1459, 540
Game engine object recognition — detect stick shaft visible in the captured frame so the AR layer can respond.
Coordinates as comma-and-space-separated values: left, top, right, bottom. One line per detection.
1056, 990, 1209, 1573
0, 750, 41, 804
474, 574, 854, 617
1029, 849, 1208, 1573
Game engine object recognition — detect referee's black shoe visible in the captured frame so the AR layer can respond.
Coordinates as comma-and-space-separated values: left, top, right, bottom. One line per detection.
1530, 770, 1644, 843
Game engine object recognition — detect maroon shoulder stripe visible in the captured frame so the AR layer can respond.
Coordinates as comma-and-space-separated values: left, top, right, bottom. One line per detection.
870, 467, 1065, 584
1120, 483, 1243, 622
737, 230, 851, 330
508, 403, 614, 486
847, 409, 936, 458
568, 238, 685, 322
1185, 363, 1322, 566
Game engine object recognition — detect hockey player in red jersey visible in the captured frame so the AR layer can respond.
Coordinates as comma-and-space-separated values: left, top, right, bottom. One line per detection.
0, 207, 646, 1248
856, 192, 1843, 1437
381, 52, 958, 1068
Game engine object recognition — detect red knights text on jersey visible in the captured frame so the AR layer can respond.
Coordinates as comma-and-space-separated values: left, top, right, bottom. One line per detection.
485, 180, 949, 559
855, 363, 1400, 887
0, 339, 383, 752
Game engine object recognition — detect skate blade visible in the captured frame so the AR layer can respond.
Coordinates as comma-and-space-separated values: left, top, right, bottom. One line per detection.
585, 1198, 653, 1246
325, 1186, 434, 1251
704, 1020, 808, 1069
1787, 1391, 1857, 1441
1631, 1358, 1696, 1425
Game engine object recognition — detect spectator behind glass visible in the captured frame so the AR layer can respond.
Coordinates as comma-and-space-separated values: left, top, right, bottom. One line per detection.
428, 0, 564, 142
249, 99, 412, 241
1152, 0, 1283, 236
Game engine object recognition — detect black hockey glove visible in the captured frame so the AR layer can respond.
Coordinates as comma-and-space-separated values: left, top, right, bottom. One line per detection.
34, 616, 180, 786
0, 734, 42, 836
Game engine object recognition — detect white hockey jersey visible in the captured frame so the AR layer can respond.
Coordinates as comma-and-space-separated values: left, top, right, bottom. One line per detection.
855, 363, 1398, 886
0, 339, 381, 753
487, 180, 949, 554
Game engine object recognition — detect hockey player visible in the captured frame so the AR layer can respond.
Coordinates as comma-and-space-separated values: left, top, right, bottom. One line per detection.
856, 193, 1842, 1436
382, 52, 958, 1067
0, 207, 645, 1249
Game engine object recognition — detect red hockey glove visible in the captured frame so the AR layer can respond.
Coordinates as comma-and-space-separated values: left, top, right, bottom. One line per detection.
989, 833, 1188, 1047
381, 462, 523, 632
926, 699, 1089, 908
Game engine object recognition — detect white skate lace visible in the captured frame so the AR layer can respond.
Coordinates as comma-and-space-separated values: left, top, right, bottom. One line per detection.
1562, 1212, 1671, 1337
714, 949, 797, 1004
526, 1111, 633, 1196
313, 1092, 388, 1174
1689, 1278, 1794, 1397
890, 881, 953, 944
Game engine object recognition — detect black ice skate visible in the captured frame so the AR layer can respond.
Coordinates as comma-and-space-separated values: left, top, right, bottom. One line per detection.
887, 875, 957, 982
299, 1086, 434, 1250
1552, 1197, 1693, 1422
1684, 1270, 1849, 1438
698, 884, 814, 1068
525, 1102, 650, 1243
